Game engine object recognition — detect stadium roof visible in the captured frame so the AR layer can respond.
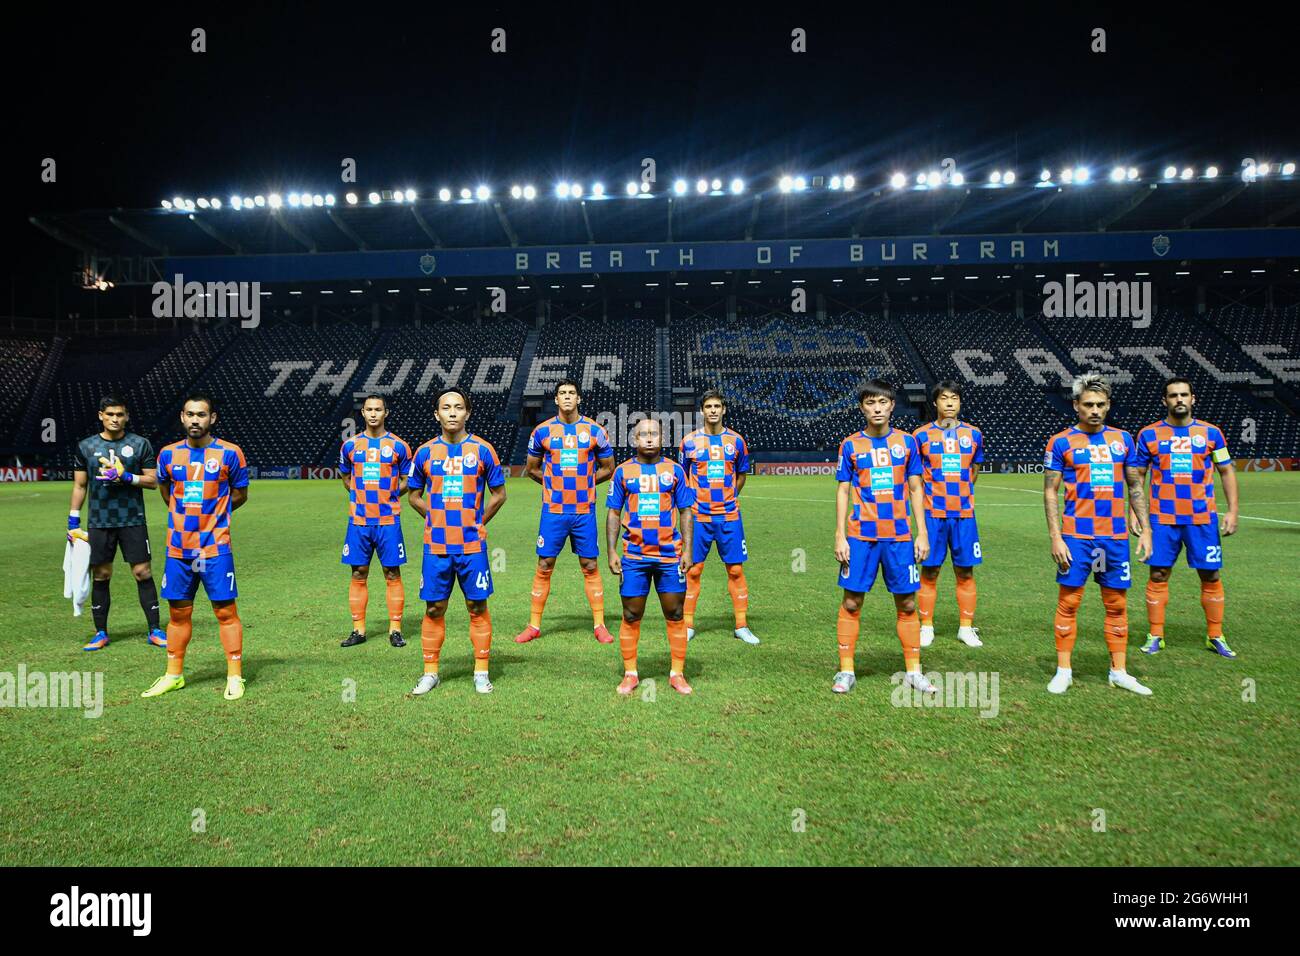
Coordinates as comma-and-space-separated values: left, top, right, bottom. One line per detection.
33, 176, 1300, 263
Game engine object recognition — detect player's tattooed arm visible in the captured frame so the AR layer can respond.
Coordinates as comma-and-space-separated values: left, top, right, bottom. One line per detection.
524, 454, 545, 485
678, 508, 694, 575
1216, 461, 1240, 535
605, 508, 622, 575
1043, 471, 1071, 569
1124, 466, 1149, 534
834, 481, 851, 564
482, 483, 507, 525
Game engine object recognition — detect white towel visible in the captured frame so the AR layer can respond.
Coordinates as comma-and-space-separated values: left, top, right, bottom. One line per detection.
63, 534, 91, 617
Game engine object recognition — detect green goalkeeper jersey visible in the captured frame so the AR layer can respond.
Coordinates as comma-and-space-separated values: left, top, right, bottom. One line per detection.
75, 432, 156, 528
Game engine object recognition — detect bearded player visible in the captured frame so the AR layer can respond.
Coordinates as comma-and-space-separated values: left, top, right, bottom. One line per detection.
680, 388, 758, 645
338, 395, 413, 648
912, 381, 984, 648
606, 417, 696, 696
70, 394, 167, 651
406, 387, 507, 695
1043, 373, 1152, 696
141, 393, 250, 701
1134, 377, 1240, 658
831, 380, 933, 696
515, 379, 615, 645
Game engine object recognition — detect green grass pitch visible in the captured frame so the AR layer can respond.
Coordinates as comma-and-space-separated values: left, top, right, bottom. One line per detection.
1, 473, 1297, 866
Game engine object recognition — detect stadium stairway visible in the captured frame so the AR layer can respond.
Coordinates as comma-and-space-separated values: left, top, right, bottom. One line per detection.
14, 335, 66, 449
655, 326, 672, 411
884, 314, 936, 387
505, 327, 540, 423
135, 323, 242, 440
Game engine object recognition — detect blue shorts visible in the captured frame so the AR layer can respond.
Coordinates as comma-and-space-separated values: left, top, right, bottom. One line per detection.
161, 553, 238, 602
342, 522, 407, 567
537, 510, 599, 559
1056, 536, 1133, 589
923, 515, 982, 567
838, 538, 919, 595
692, 515, 748, 564
1147, 523, 1223, 570
620, 557, 687, 598
420, 551, 493, 602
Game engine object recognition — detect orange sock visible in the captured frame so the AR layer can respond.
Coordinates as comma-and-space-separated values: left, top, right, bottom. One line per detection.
684, 563, 703, 629
164, 604, 193, 675
528, 565, 553, 629
1101, 586, 1129, 669
214, 602, 243, 678
725, 564, 749, 629
896, 606, 921, 673
836, 605, 860, 672
1200, 579, 1225, 638
955, 574, 977, 626
667, 617, 688, 674
917, 574, 937, 625
1145, 579, 1168, 637
581, 564, 605, 628
619, 618, 641, 673
469, 607, 492, 673
1055, 585, 1083, 667
348, 577, 368, 633
421, 613, 445, 674
385, 576, 404, 632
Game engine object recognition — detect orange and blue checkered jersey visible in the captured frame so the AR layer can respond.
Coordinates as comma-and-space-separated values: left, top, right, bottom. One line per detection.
605, 457, 696, 563
1044, 426, 1139, 539
836, 428, 923, 541
339, 432, 412, 525
406, 435, 505, 555
912, 421, 984, 518
527, 415, 614, 514
1135, 419, 1229, 525
679, 427, 750, 523
157, 439, 249, 559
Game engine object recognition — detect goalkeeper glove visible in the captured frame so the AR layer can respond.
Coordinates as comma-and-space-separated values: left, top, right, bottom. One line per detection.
96, 454, 133, 483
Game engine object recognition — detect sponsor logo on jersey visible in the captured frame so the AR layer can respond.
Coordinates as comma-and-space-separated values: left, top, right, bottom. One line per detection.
1192, 434, 1206, 448
891, 443, 905, 459
578, 430, 590, 444
959, 435, 971, 449
120, 445, 134, 458
1109, 440, 1126, 457
659, 471, 674, 487
381, 444, 393, 458
205, 457, 220, 473
463, 452, 478, 470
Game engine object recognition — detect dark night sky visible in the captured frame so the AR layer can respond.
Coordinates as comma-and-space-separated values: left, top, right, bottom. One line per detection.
3, 2, 1295, 312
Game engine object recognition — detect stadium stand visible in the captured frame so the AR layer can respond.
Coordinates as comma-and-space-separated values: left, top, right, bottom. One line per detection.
182, 319, 373, 466
3, 305, 1298, 467
375, 314, 529, 463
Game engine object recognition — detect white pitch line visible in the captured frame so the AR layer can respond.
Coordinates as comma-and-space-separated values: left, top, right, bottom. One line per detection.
1238, 515, 1300, 526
